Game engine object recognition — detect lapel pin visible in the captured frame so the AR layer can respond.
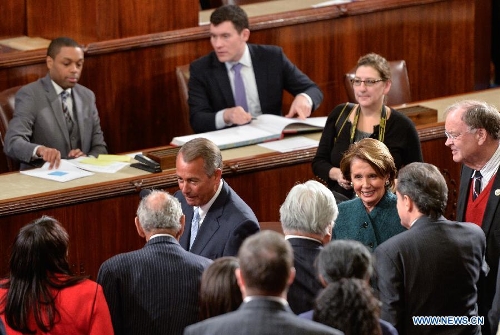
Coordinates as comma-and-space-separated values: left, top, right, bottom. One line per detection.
495, 189, 500, 196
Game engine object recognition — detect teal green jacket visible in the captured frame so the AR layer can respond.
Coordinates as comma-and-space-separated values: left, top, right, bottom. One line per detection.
333, 192, 407, 252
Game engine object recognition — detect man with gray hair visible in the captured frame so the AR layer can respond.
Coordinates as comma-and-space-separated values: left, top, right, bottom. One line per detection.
375, 162, 485, 335
444, 100, 500, 335
97, 190, 212, 335
174, 137, 259, 259
280, 180, 338, 314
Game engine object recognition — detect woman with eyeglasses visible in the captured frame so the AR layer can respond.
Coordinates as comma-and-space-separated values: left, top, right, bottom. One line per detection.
312, 53, 423, 199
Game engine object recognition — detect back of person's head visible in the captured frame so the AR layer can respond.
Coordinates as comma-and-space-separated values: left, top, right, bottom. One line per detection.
137, 190, 183, 234
317, 240, 373, 283
237, 230, 293, 295
280, 180, 338, 238
47, 37, 81, 59
340, 138, 397, 190
356, 53, 391, 81
1, 216, 85, 333
178, 138, 222, 177
396, 162, 447, 220
200, 256, 242, 320
210, 5, 249, 32
445, 99, 500, 140
313, 279, 382, 335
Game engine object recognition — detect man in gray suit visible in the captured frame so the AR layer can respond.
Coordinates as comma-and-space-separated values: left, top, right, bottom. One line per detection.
174, 137, 259, 259
97, 190, 212, 335
184, 230, 342, 335
375, 162, 485, 335
4, 36, 107, 170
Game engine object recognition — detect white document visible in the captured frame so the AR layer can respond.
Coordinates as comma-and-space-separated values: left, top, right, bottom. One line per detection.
312, 0, 352, 8
258, 136, 319, 153
20, 160, 94, 182
171, 115, 327, 150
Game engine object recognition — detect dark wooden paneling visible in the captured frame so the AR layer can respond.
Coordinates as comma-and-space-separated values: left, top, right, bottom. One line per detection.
25, 0, 199, 44
0, 0, 491, 155
0, 0, 26, 38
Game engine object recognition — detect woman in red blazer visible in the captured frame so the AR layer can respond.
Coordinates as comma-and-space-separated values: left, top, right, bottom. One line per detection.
0, 216, 113, 335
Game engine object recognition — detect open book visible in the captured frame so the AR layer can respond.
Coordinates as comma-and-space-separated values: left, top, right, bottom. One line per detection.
170, 114, 327, 150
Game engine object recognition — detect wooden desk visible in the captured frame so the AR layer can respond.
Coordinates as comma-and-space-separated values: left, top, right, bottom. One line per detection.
0, 88, 498, 279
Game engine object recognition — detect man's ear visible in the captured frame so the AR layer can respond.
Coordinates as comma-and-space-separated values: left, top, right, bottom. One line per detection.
287, 267, 296, 287
241, 28, 250, 42
176, 215, 186, 240
46, 56, 53, 70
235, 268, 247, 298
135, 217, 146, 239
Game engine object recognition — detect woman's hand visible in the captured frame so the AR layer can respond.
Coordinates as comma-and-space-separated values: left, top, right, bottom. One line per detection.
329, 167, 352, 190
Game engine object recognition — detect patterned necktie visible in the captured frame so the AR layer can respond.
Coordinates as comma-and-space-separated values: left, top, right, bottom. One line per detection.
473, 170, 482, 200
189, 207, 200, 249
232, 63, 249, 112
60, 90, 74, 132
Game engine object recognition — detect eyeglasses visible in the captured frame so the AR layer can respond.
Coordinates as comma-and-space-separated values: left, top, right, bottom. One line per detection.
351, 78, 385, 87
444, 131, 463, 141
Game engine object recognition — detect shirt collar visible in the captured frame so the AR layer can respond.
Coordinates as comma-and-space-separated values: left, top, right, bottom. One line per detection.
51, 80, 71, 96
285, 235, 322, 244
243, 295, 288, 307
225, 44, 252, 70
195, 179, 224, 221
476, 142, 500, 184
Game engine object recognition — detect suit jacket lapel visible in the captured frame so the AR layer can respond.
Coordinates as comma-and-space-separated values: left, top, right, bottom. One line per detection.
211, 55, 234, 107
456, 165, 473, 221
190, 181, 229, 254
72, 87, 85, 149
249, 44, 267, 109
482, 173, 500, 236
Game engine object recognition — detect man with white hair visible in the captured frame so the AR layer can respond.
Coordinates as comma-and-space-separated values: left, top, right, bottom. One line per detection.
280, 180, 339, 314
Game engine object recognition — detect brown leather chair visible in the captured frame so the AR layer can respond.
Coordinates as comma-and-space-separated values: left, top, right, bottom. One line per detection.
176, 64, 190, 119
344, 60, 412, 106
0, 86, 22, 172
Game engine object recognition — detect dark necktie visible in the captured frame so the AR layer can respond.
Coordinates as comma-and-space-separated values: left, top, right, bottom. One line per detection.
60, 91, 74, 132
189, 207, 200, 249
232, 63, 249, 112
473, 170, 482, 200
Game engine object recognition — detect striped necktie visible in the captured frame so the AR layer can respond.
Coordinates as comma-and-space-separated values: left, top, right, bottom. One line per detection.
189, 207, 200, 249
472, 170, 482, 200
60, 90, 74, 132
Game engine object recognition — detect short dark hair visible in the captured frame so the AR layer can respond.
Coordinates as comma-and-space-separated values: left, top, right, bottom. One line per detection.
178, 138, 223, 177
313, 279, 382, 335
317, 240, 373, 283
210, 5, 249, 33
238, 230, 293, 295
200, 256, 242, 319
47, 37, 81, 59
396, 162, 448, 219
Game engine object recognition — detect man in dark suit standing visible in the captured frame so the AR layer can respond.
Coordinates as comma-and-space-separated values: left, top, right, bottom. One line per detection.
374, 162, 486, 335
280, 180, 338, 315
174, 137, 259, 259
444, 100, 500, 335
184, 230, 342, 335
97, 190, 212, 335
4, 37, 107, 170
188, 5, 323, 133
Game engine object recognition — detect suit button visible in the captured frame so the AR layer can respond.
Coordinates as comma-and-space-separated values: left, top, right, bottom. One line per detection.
362, 222, 368, 228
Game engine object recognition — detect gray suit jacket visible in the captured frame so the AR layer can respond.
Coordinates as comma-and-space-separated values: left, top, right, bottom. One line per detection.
4, 73, 107, 169
96, 235, 212, 335
188, 43, 323, 133
175, 180, 260, 259
183, 298, 343, 335
374, 216, 485, 335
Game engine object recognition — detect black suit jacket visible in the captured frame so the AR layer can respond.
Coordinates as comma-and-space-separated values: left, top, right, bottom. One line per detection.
175, 180, 260, 259
286, 237, 324, 314
188, 43, 323, 133
96, 235, 212, 335
457, 165, 500, 334
374, 216, 485, 335
183, 298, 343, 335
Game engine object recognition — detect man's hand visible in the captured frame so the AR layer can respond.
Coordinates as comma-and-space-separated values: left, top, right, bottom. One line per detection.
285, 95, 312, 119
68, 149, 86, 159
36, 146, 61, 169
223, 107, 253, 125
